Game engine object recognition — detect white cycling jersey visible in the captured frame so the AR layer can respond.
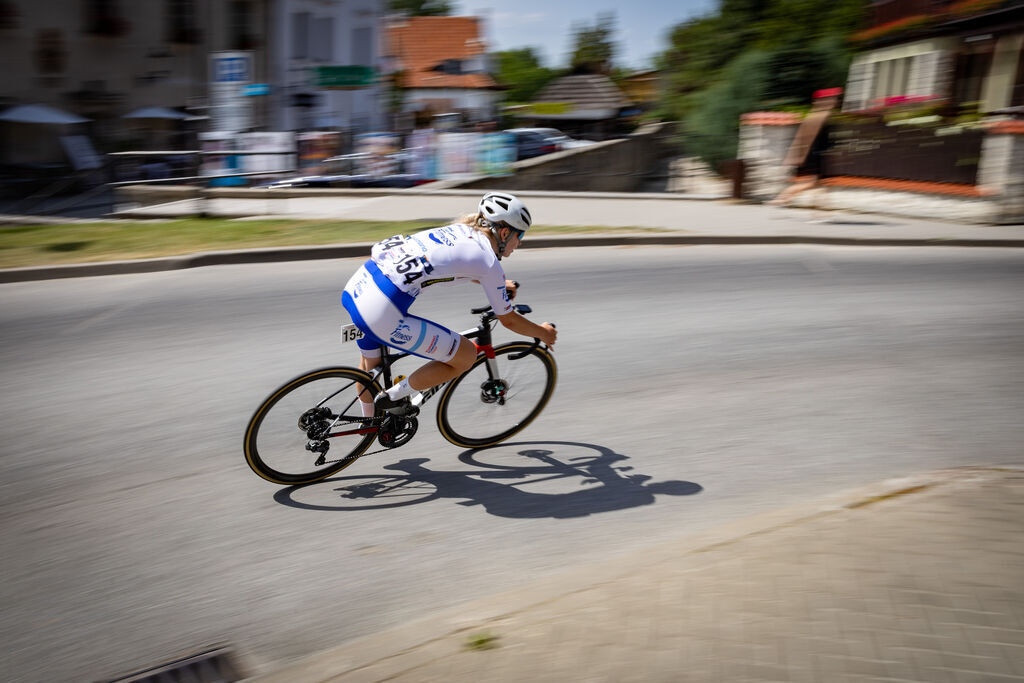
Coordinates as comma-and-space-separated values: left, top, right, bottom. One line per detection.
341, 223, 511, 362
370, 223, 512, 315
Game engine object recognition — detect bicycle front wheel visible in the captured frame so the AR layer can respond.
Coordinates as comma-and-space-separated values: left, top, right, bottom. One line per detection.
244, 367, 381, 485
436, 341, 557, 449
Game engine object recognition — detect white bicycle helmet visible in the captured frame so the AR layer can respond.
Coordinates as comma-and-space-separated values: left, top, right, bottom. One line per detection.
478, 192, 532, 233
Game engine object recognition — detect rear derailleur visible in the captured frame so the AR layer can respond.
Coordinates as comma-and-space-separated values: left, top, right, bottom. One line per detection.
299, 407, 334, 464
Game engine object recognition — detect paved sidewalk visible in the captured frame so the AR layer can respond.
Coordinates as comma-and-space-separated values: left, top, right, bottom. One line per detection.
249, 467, 1024, 682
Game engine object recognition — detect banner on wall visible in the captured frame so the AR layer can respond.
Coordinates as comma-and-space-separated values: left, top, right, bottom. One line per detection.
354, 132, 402, 176
208, 52, 253, 133
296, 131, 341, 170
477, 132, 515, 177
239, 132, 295, 173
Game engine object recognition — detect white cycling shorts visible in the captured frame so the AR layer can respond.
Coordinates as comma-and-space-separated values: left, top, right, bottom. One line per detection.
342, 261, 462, 363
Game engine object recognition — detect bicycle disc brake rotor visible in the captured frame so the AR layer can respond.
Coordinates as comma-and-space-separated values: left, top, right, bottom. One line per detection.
377, 415, 418, 448
479, 379, 509, 405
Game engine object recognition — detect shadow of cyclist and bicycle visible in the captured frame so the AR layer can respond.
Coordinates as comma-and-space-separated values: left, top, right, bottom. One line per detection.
273, 441, 702, 517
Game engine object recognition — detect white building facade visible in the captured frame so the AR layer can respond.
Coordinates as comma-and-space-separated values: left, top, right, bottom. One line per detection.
267, 0, 388, 134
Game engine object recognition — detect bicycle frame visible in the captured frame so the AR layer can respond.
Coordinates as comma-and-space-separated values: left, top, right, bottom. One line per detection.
369, 306, 504, 409
325, 304, 538, 441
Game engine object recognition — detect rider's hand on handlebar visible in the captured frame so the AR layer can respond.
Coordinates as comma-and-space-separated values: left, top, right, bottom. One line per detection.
505, 279, 519, 300
539, 322, 557, 347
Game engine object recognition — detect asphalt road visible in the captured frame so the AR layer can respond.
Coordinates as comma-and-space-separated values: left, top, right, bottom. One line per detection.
2, 245, 1022, 680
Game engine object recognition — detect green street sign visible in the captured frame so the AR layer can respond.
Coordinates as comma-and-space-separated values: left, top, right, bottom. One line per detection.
311, 65, 377, 89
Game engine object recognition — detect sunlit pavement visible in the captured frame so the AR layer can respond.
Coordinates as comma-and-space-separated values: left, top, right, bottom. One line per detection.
252, 467, 1024, 682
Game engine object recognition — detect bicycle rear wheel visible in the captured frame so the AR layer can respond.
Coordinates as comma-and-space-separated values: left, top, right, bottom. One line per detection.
244, 367, 381, 485
436, 341, 557, 449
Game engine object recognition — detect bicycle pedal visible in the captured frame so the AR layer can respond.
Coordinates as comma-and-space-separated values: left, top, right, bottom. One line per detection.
386, 404, 419, 417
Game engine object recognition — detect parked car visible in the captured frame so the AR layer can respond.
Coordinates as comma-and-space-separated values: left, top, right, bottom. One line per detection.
504, 129, 562, 160
504, 128, 594, 160
259, 152, 429, 189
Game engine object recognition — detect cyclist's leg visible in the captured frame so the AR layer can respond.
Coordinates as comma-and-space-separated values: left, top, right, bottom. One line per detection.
343, 265, 389, 409
355, 339, 381, 411
342, 274, 456, 397
406, 335, 476, 391
342, 263, 476, 400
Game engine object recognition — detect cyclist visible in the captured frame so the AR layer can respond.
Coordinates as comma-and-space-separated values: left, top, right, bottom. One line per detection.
342, 192, 558, 416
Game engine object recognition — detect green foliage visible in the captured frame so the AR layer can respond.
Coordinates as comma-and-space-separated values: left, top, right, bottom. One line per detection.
657, 0, 867, 167
684, 50, 772, 168
388, 0, 451, 16
570, 13, 617, 75
493, 48, 559, 104
464, 632, 500, 651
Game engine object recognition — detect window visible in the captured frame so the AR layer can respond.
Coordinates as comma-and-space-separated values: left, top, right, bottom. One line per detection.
953, 38, 995, 108
167, 0, 200, 44
843, 61, 873, 111
352, 26, 372, 65
228, 0, 254, 51
84, 0, 126, 36
311, 17, 333, 62
907, 51, 940, 97
292, 12, 310, 59
1012, 45, 1024, 107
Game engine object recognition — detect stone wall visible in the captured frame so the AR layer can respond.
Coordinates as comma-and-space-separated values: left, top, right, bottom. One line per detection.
736, 113, 802, 201
444, 122, 670, 193
978, 121, 1024, 224
738, 112, 1024, 225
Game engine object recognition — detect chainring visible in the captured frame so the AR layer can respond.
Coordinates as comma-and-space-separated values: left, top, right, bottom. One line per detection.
377, 414, 419, 449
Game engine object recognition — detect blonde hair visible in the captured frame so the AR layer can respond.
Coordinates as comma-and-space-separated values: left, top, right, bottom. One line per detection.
458, 212, 490, 236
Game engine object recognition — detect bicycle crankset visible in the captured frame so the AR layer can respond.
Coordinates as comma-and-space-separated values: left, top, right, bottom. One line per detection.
377, 414, 418, 449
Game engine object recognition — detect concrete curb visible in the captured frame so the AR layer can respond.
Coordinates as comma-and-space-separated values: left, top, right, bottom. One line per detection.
243, 465, 1022, 682
3, 233, 1024, 284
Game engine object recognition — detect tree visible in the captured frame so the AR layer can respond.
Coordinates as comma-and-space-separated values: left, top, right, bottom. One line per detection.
570, 13, 617, 75
685, 49, 772, 168
389, 0, 451, 16
493, 48, 558, 104
655, 0, 867, 166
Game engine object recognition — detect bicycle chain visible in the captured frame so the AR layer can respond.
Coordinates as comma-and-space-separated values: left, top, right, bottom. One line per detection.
315, 412, 416, 464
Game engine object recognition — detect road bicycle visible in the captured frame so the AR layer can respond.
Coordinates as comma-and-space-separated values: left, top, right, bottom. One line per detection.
244, 304, 557, 486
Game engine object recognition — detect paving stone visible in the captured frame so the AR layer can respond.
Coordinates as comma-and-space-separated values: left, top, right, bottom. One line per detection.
263, 469, 1024, 683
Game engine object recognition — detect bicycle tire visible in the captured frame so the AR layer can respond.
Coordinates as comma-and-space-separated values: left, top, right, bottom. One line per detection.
244, 367, 381, 485
436, 341, 557, 449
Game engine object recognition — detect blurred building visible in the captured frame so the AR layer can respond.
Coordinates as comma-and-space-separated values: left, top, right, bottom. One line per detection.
618, 70, 661, 111
741, 0, 1024, 223
383, 15, 500, 128
0, 0, 388, 153
513, 74, 630, 140
843, 0, 1024, 112
269, 0, 386, 133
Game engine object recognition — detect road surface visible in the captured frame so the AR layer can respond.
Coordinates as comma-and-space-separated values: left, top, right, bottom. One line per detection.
1, 245, 1022, 680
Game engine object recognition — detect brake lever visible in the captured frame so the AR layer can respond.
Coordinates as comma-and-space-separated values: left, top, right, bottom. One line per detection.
513, 323, 554, 359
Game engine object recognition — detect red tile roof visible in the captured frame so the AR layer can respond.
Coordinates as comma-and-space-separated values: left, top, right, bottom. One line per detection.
386, 16, 498, 90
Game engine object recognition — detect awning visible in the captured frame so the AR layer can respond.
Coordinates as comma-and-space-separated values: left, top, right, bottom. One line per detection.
123, 106, 191, 120
0, 104, 91, 124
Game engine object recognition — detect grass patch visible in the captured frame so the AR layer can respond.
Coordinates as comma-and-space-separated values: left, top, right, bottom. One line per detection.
463, 632, 500, 651
0, 219, 666, 269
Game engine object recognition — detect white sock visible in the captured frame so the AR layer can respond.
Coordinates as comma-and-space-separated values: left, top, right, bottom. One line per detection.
385, 377, 414, 401
360, 401, 375, 417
